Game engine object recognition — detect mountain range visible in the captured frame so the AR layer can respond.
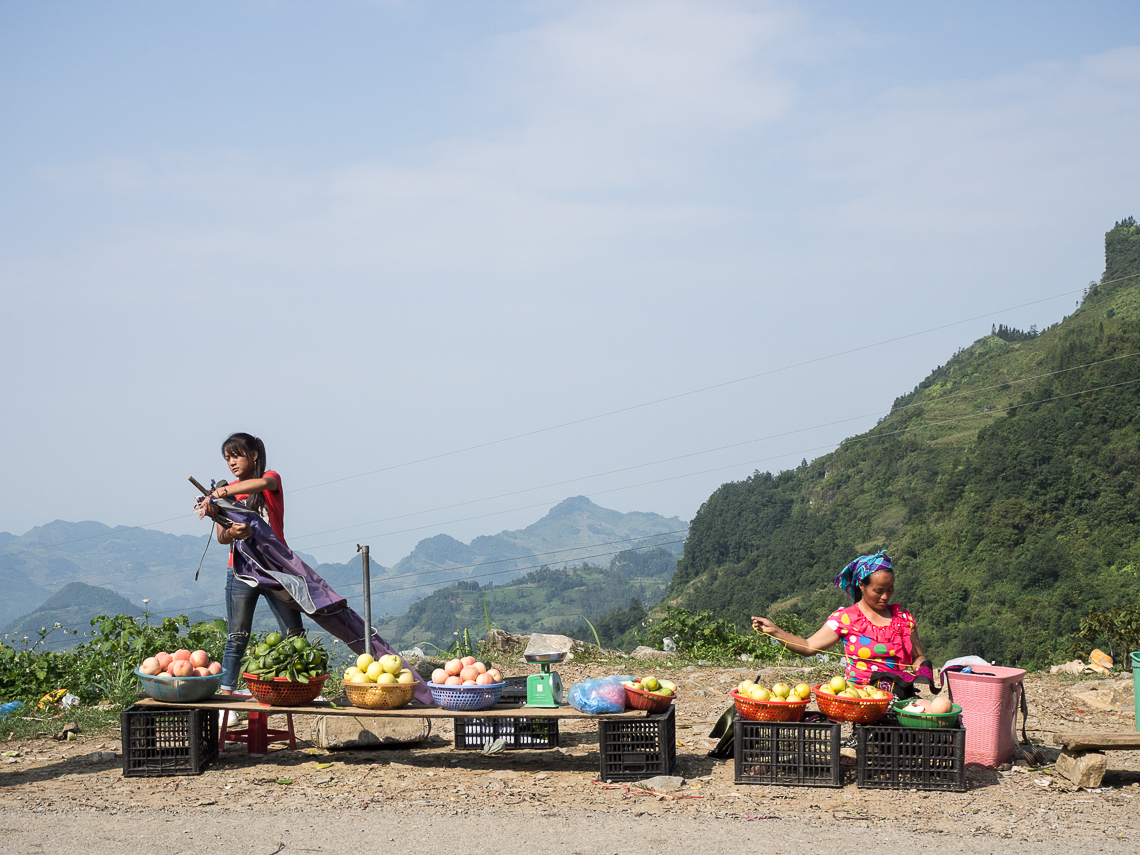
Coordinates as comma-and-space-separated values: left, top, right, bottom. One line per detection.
8, 220, 1138, 668
0, 497, 686, 640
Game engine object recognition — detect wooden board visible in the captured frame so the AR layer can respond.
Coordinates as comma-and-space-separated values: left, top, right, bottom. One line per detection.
133, 695, 650, 721
1052, 732, 1140, 752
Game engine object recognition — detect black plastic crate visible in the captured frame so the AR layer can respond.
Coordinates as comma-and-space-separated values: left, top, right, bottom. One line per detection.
734, 717, 842, 787
121, 705, 218, 777
598, 705, 676, 781
856, 724, 967, 792
454, 716, 560, 750
500, 676, 529, 704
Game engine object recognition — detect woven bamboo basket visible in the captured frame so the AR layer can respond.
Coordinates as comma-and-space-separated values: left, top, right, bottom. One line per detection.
343, 680, 416, 710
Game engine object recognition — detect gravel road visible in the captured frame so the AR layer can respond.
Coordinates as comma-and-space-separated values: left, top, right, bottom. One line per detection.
1, 664, 1136, 855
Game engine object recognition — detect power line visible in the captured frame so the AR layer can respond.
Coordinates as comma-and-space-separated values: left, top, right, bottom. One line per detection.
285, 350, 1140, 547
339, 529, 691, 589
7, 365, 1136, 615
4, 279, 1126, 560
144, 536, 690, 619
4, 346, 1136, 590
0, 528, 688, 603
289, 284, 1106, 495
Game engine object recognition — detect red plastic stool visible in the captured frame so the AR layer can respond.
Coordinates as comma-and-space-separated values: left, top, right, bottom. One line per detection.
219, 709, 296, 755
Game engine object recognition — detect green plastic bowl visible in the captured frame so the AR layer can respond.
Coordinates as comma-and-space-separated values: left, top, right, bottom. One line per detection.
892, 700, 962, 728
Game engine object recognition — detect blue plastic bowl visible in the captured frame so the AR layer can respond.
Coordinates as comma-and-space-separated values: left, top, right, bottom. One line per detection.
426, 681, 504, 711
136, 668, 223, 703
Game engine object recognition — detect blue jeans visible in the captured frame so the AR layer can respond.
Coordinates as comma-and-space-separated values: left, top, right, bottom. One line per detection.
221, 570, 305, 691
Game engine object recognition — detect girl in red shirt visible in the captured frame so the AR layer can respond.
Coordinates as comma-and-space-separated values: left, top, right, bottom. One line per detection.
207, 432, 305, 693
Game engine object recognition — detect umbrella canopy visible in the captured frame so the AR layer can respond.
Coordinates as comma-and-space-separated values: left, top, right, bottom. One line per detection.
210, 497, 433, 705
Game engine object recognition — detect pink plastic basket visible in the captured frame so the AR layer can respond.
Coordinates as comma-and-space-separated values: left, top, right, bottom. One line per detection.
944, 665, 1025, 768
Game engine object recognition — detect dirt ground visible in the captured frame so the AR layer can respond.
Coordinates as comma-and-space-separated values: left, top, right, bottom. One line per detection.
1, 663, 1137, 855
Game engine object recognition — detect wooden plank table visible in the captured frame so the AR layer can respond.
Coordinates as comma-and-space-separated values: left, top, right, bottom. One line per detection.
1052, 732, 1140, 787
135, 695, 646, 720
134, 695, 651, 757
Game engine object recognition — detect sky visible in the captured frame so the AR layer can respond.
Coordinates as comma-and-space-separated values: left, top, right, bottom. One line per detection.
2, 0, 1139, 568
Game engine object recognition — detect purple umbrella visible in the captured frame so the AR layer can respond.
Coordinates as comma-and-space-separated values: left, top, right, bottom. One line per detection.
207, 495, 432, 705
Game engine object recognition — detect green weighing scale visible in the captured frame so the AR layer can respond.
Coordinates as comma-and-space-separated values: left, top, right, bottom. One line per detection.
524, 651, 566, 707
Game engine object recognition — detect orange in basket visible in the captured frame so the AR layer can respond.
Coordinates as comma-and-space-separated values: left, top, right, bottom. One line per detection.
730, 688, 808, 722
812, 684, 891, 723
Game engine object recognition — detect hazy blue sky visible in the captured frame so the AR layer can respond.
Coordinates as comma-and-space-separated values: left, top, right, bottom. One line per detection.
3, 1, 1139, 567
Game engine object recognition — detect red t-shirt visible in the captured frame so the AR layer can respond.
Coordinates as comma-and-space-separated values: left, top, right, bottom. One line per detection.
227, 469, 286, 566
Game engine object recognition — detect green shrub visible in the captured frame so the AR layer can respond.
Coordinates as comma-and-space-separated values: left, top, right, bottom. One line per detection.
0, 612, 227, 706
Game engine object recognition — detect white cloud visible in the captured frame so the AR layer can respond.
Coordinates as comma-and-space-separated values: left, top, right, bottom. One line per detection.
8, 1, 822, 309
460, 0, 808, 193
803, 46, 1140, 239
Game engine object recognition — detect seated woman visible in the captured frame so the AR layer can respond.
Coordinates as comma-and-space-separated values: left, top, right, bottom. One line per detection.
751, 551, 939, 697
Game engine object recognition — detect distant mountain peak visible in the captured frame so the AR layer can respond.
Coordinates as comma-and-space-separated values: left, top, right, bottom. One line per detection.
549, 496, 600, 514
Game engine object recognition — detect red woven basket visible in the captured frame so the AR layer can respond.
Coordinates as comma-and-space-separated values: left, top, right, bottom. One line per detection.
730, 688, 808, 722
812, 684, 891, 723
624, 685, 675, 713
243, 673, 328, 707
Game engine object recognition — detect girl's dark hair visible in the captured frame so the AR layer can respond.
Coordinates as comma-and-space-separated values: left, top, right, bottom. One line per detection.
221, 432, 268, 516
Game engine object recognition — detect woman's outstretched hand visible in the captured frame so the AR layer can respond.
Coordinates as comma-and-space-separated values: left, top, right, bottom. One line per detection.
752, 616, 778, 635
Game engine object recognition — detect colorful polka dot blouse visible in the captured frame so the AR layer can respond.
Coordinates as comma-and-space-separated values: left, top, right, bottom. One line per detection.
824, 603, 917, 684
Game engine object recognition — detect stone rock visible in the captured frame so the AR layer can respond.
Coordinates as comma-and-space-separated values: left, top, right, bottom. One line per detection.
1069, 678, 1135, 713
1051, 660, 1086, 675
482, 628, 520, 653
524, 633, 576, 659
1055, 749, 1108, 788
636, 775, 684, 791
1110, 677, 1136, 708
630, 646, 670, 660
309, 715, 430, 749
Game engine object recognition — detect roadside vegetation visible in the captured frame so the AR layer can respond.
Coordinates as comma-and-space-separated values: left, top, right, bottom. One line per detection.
0, 612, 226, 738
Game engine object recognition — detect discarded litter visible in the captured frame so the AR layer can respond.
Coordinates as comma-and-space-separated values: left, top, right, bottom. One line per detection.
0, 702, 22, 719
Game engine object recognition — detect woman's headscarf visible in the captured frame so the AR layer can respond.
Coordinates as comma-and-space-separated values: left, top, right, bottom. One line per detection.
835, 550, 892, 602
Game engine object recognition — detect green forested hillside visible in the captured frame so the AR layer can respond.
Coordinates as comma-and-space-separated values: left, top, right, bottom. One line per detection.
668, 220, 1140, 669
380, 547, 677, 651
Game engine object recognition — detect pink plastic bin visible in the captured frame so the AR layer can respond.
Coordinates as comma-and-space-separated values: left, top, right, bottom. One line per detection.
944, 665, 1026, 769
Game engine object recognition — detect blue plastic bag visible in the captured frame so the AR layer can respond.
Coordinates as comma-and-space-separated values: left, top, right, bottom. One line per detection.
0, 701, 22, 719
567, 675, 633, 714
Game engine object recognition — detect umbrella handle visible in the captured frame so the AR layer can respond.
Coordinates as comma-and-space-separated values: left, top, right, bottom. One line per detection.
189, 476, 235, 529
